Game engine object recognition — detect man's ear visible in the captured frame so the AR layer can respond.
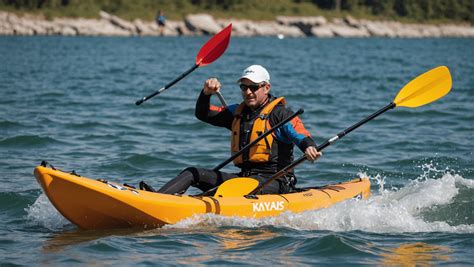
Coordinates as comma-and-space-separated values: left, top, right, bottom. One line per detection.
264, 83, 271, 93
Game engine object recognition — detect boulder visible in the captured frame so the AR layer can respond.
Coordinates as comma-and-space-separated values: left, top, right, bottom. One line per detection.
233, 21, 255, 37
311, 26, 334, 38
4, 12, 20, 24
174, 21, 195, 36
216, 19, 255, 37
275, 24, 305, 37
277, 16, 327, 26
20, 19, 48, 35
247, 21, 277, 36
98, 20, 132, 36
0, 11, 10, 22
362, 20, 396, 37
276, 16, 326, 35
0, 20, 14, 35
60, 26, 77, 36
12, 24, 34, 35
99, 10, 137, 35
134, 18, 180, 36
60, 17, 131, 36
344, 15, 359, 27
184, 14, 221, 35
7, 15, 36, 35
331, 18, 345, 25
226, 21, 301, 37
439, 24, 474, 37
34, 20, 56, 35
419, 25, 441, 37
134, 19, 159, 36
330, 24, 370, 37
160, 20, 181, 36
0, 28, 14, 35
386, 23, 422, 38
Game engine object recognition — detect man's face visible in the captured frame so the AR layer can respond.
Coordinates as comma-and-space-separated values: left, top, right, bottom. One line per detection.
239, 78, 270, 110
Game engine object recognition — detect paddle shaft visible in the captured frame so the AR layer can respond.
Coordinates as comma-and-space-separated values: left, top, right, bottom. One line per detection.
213, 108, 304, 172
136, 64, 200, 105
250, 102, 396, 195
216, 91, 228, 108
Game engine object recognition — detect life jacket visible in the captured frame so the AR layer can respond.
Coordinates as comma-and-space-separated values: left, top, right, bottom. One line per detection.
231, 97, 286, 165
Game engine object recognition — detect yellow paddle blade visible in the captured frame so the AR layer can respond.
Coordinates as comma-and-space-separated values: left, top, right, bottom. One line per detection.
214, 178, 259, 197
394, 66, 452, 108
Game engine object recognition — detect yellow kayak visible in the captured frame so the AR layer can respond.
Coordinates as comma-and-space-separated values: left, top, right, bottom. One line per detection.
34, 165, 371, 230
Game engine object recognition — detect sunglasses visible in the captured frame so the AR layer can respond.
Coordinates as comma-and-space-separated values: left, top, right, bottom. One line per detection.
239, 83, 265, 92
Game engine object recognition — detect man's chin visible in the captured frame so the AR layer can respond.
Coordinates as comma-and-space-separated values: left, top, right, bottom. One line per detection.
245, 100, 257, 108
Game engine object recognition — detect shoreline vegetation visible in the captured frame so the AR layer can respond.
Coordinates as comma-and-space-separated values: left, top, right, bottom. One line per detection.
1, 0, 473, 38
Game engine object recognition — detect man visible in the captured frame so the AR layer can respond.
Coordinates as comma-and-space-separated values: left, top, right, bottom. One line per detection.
156, 65, 321, 195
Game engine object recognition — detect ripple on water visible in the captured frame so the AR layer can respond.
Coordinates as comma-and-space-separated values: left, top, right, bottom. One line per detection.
0, 135, 69, 148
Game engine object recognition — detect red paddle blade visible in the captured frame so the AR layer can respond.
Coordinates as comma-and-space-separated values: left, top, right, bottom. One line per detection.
196, 23, 232, 66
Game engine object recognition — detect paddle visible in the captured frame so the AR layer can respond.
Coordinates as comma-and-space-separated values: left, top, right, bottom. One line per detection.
214, 178, 259, 197
135, 24, 233, 106
216, 66, 452, 197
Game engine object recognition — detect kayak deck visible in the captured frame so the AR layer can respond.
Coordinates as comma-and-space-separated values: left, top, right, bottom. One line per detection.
34, 165, 370, 229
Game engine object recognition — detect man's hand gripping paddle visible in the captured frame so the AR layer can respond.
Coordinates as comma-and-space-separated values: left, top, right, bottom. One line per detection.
136, 24, 232, 106
215, 66, 452, 197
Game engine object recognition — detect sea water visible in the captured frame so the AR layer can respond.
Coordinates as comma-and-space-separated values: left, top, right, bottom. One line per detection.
1, 36, 473, 265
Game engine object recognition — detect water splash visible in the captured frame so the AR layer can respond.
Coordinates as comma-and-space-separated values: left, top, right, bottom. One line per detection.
25, 193, 71, 231
169, 165, 474, 234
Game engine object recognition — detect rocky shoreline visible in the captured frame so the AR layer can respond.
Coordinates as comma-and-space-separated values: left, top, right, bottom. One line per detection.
1, 11, 473, 38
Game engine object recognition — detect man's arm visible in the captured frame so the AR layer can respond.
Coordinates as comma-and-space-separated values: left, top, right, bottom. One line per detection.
270, 106, 321, 161
195, 88, 234, 130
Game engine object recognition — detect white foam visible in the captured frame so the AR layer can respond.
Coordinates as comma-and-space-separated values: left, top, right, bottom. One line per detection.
167, 166, 474, 234
25, 193, 71, 231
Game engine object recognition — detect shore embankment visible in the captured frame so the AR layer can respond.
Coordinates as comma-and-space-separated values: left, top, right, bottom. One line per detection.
1, 11, 473, 38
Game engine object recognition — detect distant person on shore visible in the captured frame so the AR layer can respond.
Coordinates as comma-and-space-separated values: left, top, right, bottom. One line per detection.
155, 10, 166, 35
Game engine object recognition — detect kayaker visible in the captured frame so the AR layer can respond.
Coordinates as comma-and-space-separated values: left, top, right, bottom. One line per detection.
156, 65, 321, 194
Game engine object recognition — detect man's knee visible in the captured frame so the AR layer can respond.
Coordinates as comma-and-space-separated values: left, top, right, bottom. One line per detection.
179, 167, 201, 184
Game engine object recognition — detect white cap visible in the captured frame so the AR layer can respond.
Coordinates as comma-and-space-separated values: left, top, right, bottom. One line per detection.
238, 65, 270, 84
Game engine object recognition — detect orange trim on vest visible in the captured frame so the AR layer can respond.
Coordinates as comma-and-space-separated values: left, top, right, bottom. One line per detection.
209, 105, 225, 112
231, 97, 286, 165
